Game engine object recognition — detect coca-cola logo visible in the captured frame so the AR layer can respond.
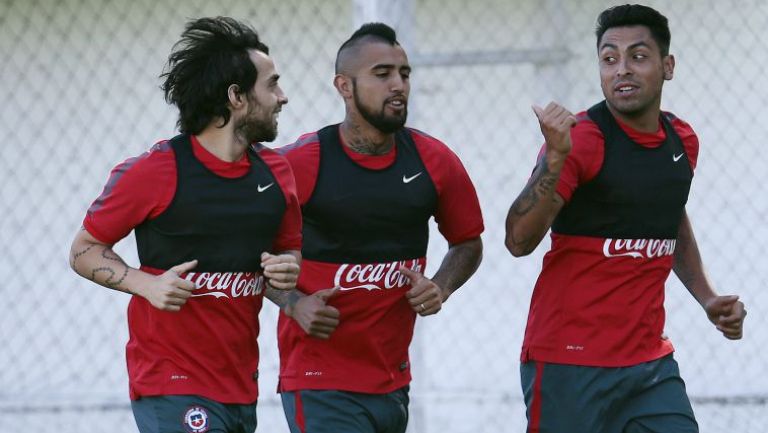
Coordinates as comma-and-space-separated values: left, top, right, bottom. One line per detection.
184, 272, 264, 299
602, 238, 677, 259
333, 259, 424, 291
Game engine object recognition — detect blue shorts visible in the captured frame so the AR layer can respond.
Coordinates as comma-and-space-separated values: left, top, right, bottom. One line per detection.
280, 387, 409, 433
520, 354, 698, 433
131, 395, 257, 433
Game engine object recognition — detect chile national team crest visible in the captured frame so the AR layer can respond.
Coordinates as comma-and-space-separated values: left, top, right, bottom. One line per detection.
183, 406, 210, 433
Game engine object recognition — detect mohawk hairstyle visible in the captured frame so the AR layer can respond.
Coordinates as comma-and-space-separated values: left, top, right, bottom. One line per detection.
335, 22, 399, 74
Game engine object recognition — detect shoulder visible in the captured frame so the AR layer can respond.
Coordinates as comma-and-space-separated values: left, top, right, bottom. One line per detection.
277, 132, 321, 156
570, 111, 605, 153
663, 111, 700, 169
113, 139, 176, 180
406, 127, 462, 163
251, 143, 296, 181
275, 132, 321, 170
663, 111, 698, 141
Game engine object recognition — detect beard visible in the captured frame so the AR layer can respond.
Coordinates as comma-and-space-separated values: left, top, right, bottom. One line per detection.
353, 83, 407, 134
237, 104, 278, 143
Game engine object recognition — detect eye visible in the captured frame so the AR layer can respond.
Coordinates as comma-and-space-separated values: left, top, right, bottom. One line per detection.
602, 55, 616, 64
633, 53, 648, 60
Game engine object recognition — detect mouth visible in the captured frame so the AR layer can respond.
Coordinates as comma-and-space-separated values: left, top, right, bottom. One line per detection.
385, 97, 407, 110
614, 83, 639, 95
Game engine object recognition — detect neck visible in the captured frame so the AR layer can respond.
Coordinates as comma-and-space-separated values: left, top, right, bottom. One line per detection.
607, 102, 662, 133
195, 121, 248, 162
339, 116, 394, 156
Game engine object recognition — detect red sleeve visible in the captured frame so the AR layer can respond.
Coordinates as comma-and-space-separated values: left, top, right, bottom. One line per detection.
670, 116, 699, 172
411, 129, 484, 244
83, 141, 176, 244
279, 133, 320, 206
534, 115, 604, 203
259, 148, 302, 252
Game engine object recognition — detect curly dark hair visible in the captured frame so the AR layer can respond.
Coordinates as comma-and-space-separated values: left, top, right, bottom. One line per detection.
161, 17, 269, 134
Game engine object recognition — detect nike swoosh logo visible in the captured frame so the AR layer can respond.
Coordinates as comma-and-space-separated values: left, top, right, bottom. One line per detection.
402, 172, 423, 183
673, 153, 684, 162
257, 183, 274, 193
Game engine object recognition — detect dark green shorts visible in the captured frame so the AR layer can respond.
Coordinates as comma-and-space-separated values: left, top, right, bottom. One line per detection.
280, 387, 409, 433
520, 354, 698, 433
131, 395, 257, 433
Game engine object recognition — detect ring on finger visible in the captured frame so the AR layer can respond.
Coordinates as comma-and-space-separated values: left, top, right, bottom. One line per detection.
419, 303, 426, 312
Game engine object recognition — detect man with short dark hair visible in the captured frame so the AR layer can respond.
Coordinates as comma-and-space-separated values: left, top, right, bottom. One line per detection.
276, 22, 484, 433
69, 16, 300, 433
505, 5, 747, 433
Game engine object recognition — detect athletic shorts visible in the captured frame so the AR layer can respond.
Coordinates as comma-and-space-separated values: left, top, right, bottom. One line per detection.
520, 354, 698, 433
280, 387, 410, 433
131, 394, 257, 433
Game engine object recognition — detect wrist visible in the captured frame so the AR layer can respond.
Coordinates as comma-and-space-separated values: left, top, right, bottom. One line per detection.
545, 150, 567, 173
283, 303, 294, 318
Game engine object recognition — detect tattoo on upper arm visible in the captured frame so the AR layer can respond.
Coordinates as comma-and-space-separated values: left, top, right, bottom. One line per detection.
70, 244, 94, 267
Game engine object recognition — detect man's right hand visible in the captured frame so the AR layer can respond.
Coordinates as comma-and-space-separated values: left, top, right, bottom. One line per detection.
533, 102, 577, 168
289, 287, 341, 339
138, 259, 198, 312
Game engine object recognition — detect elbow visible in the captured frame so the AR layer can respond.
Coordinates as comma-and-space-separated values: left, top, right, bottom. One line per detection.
504, 236, 533, 257
68, 243, 79, 273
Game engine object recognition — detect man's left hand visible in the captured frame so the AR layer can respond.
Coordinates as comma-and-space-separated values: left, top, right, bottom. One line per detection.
400, 266, 444, 316
261, 252, 300, 290
704, 295, 747, 340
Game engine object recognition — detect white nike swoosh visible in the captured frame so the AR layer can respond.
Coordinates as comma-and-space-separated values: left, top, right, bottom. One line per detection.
257, 183, 274, 193
402, 172, 423, 183
191, 292, 230, 298
673, 153, 684, 162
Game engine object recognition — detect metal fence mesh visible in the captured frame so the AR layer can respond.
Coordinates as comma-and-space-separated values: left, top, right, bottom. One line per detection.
1, 0, 766, 432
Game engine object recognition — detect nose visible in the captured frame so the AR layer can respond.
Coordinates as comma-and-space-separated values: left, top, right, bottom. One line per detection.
616, 57, 632, 77
390, 75, 406, 93
277, 86, 288, 105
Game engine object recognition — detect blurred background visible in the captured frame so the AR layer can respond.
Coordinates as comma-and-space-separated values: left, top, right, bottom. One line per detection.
1, 0, 766, 432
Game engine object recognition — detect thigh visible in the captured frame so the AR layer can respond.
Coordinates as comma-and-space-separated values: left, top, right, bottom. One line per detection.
281, 389, 409, 433
624, 414, 698, 433
610, 356, 698, 432
131, 395, 231, 433
520, 362, 622, 433
281, 390, 375, 433
233, 401, 258, 433
369, 386, 409, 433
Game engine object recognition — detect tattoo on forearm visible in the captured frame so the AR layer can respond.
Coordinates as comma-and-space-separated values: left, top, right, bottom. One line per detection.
434, 240, 482, 297
505, 159, 562, 254
265, 287, 302, 309
511, 161, 559, 217
91, 265, 129, 288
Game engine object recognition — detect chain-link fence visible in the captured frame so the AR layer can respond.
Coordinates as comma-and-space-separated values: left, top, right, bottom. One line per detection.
1, 0, 766, 432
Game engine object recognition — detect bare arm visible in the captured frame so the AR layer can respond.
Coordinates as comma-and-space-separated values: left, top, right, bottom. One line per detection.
401, 236, 483, 316
262, 249, 303, 313
505, 103, 576, 257
69, 228, 197, 311
673, 210, 746, 339
263, 250, 341, 339
432, 237, 483, 302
